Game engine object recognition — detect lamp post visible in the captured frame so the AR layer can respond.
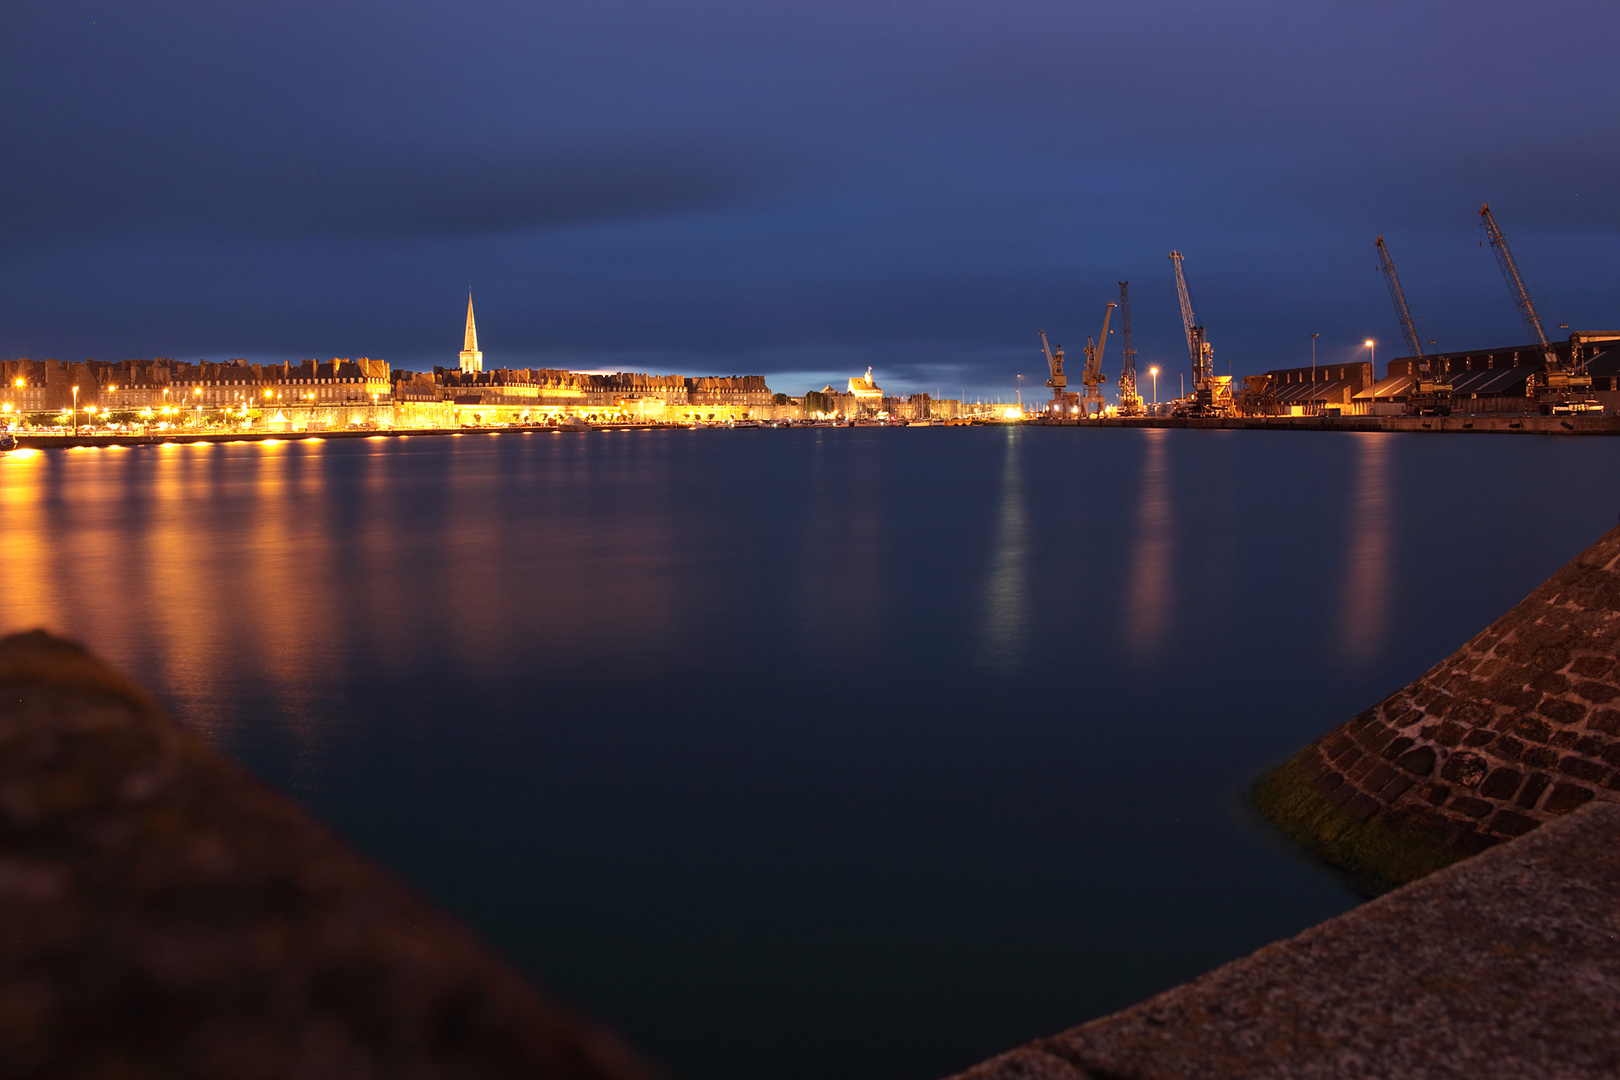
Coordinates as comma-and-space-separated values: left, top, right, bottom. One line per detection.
71, 385, 78, 436
1310, 333, 1319, 415
1364, 339, 1375, 373
1150, 366, 1159, 409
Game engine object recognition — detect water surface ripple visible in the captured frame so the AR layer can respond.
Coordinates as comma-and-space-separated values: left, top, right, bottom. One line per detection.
3, 427, 1616, 1079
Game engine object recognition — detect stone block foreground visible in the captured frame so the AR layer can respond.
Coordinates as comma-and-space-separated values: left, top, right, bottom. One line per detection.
0, 630, 658, 1079
948, 800, 1620, 1080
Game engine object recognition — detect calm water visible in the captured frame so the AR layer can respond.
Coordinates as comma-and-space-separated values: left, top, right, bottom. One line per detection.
3, 427, 1618, 1078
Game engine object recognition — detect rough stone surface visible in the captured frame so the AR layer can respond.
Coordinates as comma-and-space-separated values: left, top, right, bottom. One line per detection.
1276, 524, 1620, 861
0, 630, 659, 1080
946, 801, 1620, 1080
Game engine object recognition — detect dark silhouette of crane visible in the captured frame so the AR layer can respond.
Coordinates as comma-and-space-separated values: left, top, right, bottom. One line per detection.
1479, 203, 1588, 407
1168, 251, 1230, 415
1117, 281, 1143, 416
1479, 204, 1557, 369
1376, 235, 1450, 415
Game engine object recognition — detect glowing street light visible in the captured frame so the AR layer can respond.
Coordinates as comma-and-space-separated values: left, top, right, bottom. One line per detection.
1364, 338, 1376, 373
1149, 366, 1159, 407
71, 385, 79, 436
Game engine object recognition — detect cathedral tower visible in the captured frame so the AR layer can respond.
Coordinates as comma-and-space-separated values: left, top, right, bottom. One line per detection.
459, 293, 483, 373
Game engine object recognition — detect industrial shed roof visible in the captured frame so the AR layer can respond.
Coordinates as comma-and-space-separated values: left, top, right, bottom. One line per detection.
1353, 373, 1417, 400
1448, 366, 1533, 396
1585, 346, 1620, 377
1270, 377, 1360, 404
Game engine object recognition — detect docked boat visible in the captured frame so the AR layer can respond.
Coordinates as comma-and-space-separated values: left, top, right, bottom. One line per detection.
0, 433, 16, 453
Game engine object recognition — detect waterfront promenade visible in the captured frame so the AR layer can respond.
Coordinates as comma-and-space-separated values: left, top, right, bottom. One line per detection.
9, 410, 1620, 451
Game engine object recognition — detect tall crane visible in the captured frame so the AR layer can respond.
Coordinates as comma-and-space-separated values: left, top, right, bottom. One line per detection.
1168, 251, 1229, 415
1117, 281, 1143, 416
1078, 302, 1115, 418
1479, 204, 1557, 370
1039, 331, 1075, 415
1376, 235, 1450, 414
1375, 236, 1424, 361
1480, 203, 1585, 406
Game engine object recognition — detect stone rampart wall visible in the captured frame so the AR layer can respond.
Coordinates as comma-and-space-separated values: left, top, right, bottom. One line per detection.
1264, 524, 1620, 872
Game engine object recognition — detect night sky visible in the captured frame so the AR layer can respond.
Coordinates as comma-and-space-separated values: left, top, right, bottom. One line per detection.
3, 0, 1616, 400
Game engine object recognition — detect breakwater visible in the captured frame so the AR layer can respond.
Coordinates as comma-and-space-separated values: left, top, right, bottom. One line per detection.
1255, 523, 1620, 888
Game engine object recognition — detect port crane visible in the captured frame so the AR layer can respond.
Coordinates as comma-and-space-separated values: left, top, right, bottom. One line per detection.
1117, 281, 1143, 415
1375, 235, 1450, 414
1078, 302, 1116, 418
1039, 331, 1077, 415
1168, 251, 1231, 415
1479, 203, 1588, 405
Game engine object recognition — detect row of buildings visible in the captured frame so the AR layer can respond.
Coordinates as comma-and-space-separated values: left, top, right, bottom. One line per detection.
0, 306, 965, 428
1236, 332, 1620, 416
0, 298, 795, 427
0, 354, 787, 427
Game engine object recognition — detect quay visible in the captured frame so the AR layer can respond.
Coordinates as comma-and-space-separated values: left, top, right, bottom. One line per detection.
1026, 413, 1620, 435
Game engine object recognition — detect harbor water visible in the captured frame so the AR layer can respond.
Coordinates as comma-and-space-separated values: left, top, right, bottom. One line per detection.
2, 426, 1617, 1078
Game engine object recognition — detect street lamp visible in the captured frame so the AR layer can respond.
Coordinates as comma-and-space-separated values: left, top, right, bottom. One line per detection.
1310, 333, 1319, 415
1150, 366, 1159, 407
71, 385, 78, 436
1364, 339, 1376, 373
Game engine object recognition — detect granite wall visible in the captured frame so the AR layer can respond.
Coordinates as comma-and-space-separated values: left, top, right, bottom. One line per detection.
1258, 523, 1620, 879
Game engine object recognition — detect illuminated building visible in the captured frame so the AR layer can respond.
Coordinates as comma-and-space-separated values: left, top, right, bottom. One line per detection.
848, 367, 882, 415
459, 293, 483, 374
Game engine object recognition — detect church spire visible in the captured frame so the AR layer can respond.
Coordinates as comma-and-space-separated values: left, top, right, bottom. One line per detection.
458, 292, 483, 373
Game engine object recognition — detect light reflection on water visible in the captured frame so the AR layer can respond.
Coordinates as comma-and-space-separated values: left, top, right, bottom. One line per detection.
1340, 433, 1392, 659
1, 427, 1618, 1080
979, 426, 1027, 668
1124, 426, 1173, 658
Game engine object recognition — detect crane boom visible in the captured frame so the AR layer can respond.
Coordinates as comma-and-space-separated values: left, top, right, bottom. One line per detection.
1078, 302, 1115, 417
1117, 281, 1142, 415
1169, 251, 1197, 366
1374, 236, 1424, 360
1168, 251, 1215, 388
1479, 204, 1559, 371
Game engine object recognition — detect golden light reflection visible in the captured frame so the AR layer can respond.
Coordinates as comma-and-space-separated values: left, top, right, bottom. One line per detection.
0, 451, 61, 630
1124, 427, 1174, 658
979, 427, 1027, 668
1340, 433, 1392, 660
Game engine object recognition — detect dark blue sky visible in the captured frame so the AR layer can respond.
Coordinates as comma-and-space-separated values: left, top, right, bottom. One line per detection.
2, 0, 1615, 399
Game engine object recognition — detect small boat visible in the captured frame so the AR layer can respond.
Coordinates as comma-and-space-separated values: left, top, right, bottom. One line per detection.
0, 433, 16, 453
550, 416, 591, 432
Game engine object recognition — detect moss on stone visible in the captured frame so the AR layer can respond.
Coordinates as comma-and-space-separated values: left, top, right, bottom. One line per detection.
1252, 747, 1465, 892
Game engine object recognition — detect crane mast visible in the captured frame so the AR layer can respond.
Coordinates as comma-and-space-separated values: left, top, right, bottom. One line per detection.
1167, 251, 1229, 415
1376, 235, 1450, 415
1479, 203, 1585, 406
1117, 281, 1142, 416
1040, 331, 1074, 415
1078, 302, 1115, 418
1479, 204, 1559, 370
1375, 236, 1424, 361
